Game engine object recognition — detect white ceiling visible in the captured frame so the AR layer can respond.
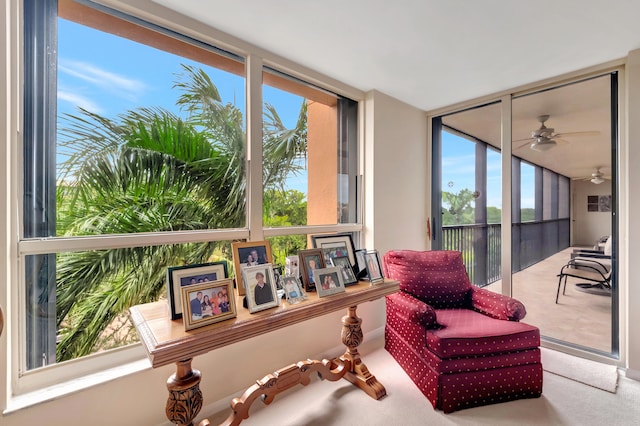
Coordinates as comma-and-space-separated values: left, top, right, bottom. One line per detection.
153, 0, 640, 112
150, 0, 635, 181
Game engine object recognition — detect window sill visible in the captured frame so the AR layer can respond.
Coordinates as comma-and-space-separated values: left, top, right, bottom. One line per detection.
4, 356, 151, 414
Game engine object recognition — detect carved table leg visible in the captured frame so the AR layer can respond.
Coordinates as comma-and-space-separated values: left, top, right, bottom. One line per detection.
166, 359, 203, 426
339, 305, 387, 400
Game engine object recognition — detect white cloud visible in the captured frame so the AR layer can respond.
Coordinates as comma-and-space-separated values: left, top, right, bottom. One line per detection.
59, 59, 147, 101
58, 90, 102, 113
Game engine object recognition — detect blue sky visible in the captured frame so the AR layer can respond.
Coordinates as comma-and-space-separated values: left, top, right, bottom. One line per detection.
57, 18, 306, 191
442, 131, 535, 209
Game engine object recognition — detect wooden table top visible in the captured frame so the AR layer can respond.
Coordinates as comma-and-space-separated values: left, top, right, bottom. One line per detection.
130, 279, 399, 367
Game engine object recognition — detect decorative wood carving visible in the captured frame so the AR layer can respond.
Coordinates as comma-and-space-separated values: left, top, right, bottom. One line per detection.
220, 358, 350, 426
166, 359, 203, 426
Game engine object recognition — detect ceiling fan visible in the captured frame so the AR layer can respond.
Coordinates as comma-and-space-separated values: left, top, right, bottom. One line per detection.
573, 167, 611, 184
514, 114, 600, 152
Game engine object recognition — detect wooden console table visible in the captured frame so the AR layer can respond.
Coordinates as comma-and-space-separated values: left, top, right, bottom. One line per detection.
130, 279, 399, 426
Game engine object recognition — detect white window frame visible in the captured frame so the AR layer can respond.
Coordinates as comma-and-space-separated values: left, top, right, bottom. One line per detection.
5, 0, 365, 406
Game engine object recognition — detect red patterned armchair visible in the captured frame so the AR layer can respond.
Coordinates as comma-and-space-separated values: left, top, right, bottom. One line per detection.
383, 250, 542, 413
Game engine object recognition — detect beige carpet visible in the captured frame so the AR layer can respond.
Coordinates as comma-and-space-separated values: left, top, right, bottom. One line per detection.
541, 347, 618, 393
200, 330, 640, 426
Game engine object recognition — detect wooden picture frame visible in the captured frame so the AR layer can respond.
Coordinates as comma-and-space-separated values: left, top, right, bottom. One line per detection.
167, 261, 228, 320
180, 279, 236, 331
311, 233, 357, 267
364, 250, 384, 284
232, 241, 273, 296
313, 267, 346, 297
298, 248, 326, 292
282, 276, 306, 304
242, 264, 279, 313
330, 255, 358, 286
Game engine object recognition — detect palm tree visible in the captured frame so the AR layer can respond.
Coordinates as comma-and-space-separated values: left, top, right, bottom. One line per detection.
55, 65, 308, 360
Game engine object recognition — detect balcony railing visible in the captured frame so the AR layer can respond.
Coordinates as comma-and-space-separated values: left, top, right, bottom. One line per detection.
442, 218, 570, 287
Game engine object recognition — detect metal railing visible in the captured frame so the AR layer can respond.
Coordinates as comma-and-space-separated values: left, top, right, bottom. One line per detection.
442, 218, 569, 287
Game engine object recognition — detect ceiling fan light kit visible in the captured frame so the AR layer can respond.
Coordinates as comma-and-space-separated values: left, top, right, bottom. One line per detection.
591, 176, 605, 184
530, 139, 556, 152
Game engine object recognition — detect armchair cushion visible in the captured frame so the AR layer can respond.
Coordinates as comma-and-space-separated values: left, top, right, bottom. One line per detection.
384, 250, 471, 308
426, 309, 540, 358
470, 287, 527, 321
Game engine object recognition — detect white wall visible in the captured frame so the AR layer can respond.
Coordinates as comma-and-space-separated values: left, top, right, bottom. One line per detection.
572, 179, 612, 246
363, 90, 429, 254
625, 48, 640, 379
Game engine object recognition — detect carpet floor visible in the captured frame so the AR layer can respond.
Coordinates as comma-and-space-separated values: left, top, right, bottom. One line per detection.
203, 331, 640, 426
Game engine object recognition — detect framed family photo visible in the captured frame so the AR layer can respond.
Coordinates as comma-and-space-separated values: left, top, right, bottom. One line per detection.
330, 255, 358, 286
242, 264, 279, 313
282, 276, 306, 304
298, 248, 326, 292
180, 278, 236, 331
167, 261, 228, 320
231, 241, 273, 296
313, 267, 346, 297
311, 233, 357, 267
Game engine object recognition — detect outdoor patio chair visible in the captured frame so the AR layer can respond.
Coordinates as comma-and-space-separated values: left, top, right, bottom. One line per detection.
556, 257, 612, 303
571, 235, 611, 274
383, 249, 543, 413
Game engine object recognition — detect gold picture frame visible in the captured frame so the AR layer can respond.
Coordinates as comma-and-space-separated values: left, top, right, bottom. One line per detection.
180, 279, 236, 331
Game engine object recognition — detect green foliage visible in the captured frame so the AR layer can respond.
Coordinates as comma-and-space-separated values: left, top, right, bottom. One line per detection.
487, 206, 501, 224
264, 189, 308, 269
521, 208, 535, 222
442, 189, 475, 225
55, 65, 309, 361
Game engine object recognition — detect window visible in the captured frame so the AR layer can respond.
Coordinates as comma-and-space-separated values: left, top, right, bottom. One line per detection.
19, 0, 360, 385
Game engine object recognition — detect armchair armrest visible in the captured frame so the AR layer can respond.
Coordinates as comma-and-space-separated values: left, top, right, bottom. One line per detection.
386, 291, 437, 329
470, 287, 526, 321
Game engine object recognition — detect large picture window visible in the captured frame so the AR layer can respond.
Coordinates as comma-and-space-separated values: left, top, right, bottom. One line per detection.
21, 0, 360, 377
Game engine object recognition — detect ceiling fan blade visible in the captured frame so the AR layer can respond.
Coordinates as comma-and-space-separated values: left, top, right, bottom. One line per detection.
514, 140, 532, 150
554, 130, 600, 138
512, 136, 534, 143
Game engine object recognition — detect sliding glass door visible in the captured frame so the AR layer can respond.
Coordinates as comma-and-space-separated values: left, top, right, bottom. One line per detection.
431, 73, 619, 357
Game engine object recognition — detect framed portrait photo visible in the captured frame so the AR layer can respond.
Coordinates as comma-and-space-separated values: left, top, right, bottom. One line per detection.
242, 264, 279, 313
298, 249, 326, 292
364, 250, 384, 284
180, 278, 236, 331
330, 255, 358, 286
282, 276, 306, 304
313, 267, 346, 297
355, 248, 367, 269
232, 241, 273, 296
167, 261, 228, 320
311, 233, 357, 267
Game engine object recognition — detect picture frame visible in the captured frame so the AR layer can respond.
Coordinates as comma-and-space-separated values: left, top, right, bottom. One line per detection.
242, 264, 279, 313
330, 255, 358, 286
282, 276, 306, 304
355, 249, 367, 270
167, 261, 228, 320
313, 267, 346, 297
232, 241, 273, 296
180, 278, 236, 331
298, 248, 326, 292
311, 233, 357, 267
364, 250, 384, 284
